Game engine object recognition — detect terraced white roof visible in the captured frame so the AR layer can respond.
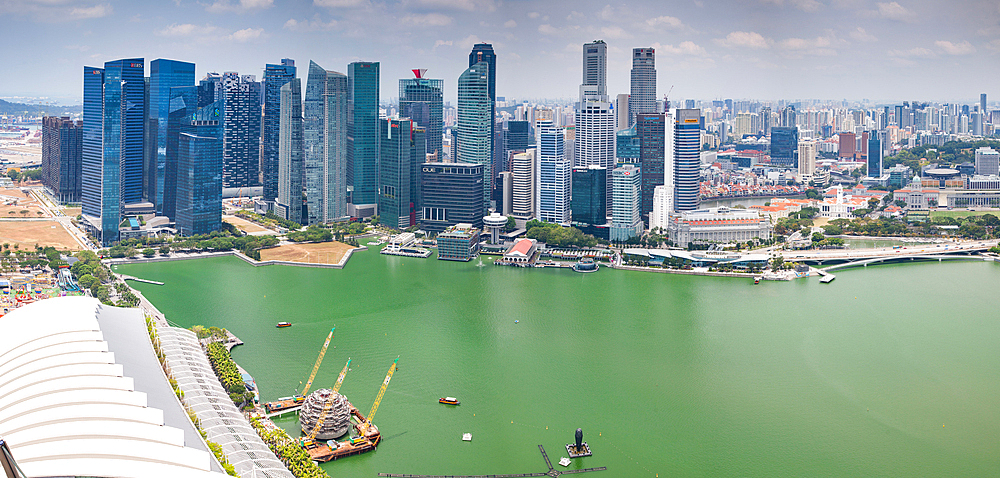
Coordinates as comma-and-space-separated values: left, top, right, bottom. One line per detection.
0, 296, 229, 478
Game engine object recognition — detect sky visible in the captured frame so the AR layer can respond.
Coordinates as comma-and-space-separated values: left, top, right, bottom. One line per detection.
0, 0, 998, 105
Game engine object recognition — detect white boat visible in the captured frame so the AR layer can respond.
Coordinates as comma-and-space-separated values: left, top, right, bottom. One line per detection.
462, 433, 472, 441
559, 457, 571, 467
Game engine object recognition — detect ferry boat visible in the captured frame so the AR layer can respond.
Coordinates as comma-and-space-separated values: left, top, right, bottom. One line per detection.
439, 397, 460, 405
276, 322, 292, 328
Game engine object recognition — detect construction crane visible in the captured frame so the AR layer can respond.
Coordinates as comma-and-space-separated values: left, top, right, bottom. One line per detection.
302, 358, 351, 442
299, 327, 335, 398
358, 357, 398, 437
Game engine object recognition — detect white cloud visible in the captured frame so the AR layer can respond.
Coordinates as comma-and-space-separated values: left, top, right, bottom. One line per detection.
206, 0, 273, 13
314, 0, 367, 7
70, 3, 111, 19
566, 11, 584, 20
875, 2, 916, 22
402, 0, 494, 12
653, 41, 707, 55
229, 27, 264, 42
157, 23, 218, 36
645, 15, 684, 29
715, 31, 771, 49
600, 26, 630, 39
284, 16, 338, 31
527, 11, 539, 19
458, 34, 482, 50
760, 0, 821, 11
401, 13, 453, 26
888, 47, 935, 58
849, 27, 877, 42
934, 40, 975, 55
538, 24, 559, 35
503, 19, 516, 28
433, 39, 453, 48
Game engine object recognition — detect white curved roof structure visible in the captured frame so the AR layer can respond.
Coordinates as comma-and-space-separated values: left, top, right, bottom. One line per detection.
0, 296, 229, 478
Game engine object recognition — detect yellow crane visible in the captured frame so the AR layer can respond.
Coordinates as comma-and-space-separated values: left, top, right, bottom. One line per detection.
358, 357, 398, 437
299, 328, 335, 398
302, 358, 351, 442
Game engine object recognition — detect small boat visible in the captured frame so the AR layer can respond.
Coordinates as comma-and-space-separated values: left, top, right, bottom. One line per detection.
559, 457, 571, 467
462, 433, 472, 441
439, 397, 460, 405
754, 277, 761, 284
276, 322, 292, 328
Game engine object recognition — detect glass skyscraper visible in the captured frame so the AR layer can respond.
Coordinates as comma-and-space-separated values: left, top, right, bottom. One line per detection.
347, 61, 380, 208
673, 108, 702, 212
176, 99, 224, 236
304, 61, 349, 224
277, 78, 304, 224
418, 162, 484, 233
611, 164, 642, 241
629, 48, 656, 128
262, 59, 296, 203
769, 126, 798, 168
638, 113, 665, 223
149, 59, 195, 214
571, 165, 606, 225
867, 133, 882, 178
582, 40, 607, 96
457, 61, 492, 214
469, 44, 496, 172
218, 72, 261, 189
378, 118, 424, 229
399, 72, 443, 158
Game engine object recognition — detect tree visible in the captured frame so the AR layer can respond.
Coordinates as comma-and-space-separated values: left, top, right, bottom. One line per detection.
504, 216, 516, 233
142, 248, 155, 257
770, 255, 785, 271
868, 198, 880, 210
822, 224, 843, 235
159, 244, 171, 255
811, 232, 825, 243
804, 188, 822, 200
894, 200, 907, 209
852, 208, 870, 217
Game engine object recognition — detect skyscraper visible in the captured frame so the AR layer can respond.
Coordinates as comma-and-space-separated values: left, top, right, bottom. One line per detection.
469, 44, 496, 173
981, 93, 987, 117
347, 61, 380, 210
628, 48, 656, 127
149, 59, 195, 213
610, 164, 642, 242
419, 161, 484, 233
399, 69, 443, 157
867, 133, 882, 178
42, 116, 83, 203
457, 61, 492, 213
637, 113, 665, 223
615, 93, 629, 131
276, 78, 304, 224
304, 61, 349, 224
511, 149, 536, 219
571, 165, 606, 225
218, 72, 261, 190
262, 59, 296, 203
175, 98, 224, 237
81, 59, 145, 246
673, 108, 701, 212
798, 141, 816, 176
575, 85, 615, 213
769, 126, 798, 168
535, 120, 570, 224
378, 118, 424, 229
582, 40, 607, 96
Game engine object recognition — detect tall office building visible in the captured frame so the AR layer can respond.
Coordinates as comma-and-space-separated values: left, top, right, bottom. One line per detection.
399, 69, 443, 157
42, 117, 83, 203
535, 120, 570, 224
511, 149, 536, 219
276, 79, 304, 224
571, 165, 606, 225
798, 141, 816, 176
262, 59, 296, 203
575, 85, 615, 212
616, 126, 640, 163
673, 108, 701, 212
82, 59, 145, 246
457, 61, 492, 213
582, 40, 607, 96
769, 126, 798, 168
149, 59, 195, 213
378, 118, 424, 229
347, 61, 380, 210
217, 72, 261, 189
175, 99, 224, 236
419, 162, 484, 233
866, 133, 882, 178
974, 147, 999, 176
304, 61, 348, 224
615, 94, 629, 131
628, 48, 656, 127
469, 44, 496, 169
637, 113, 665, 223
610, 164, 642, 241
981, 94, 987, 117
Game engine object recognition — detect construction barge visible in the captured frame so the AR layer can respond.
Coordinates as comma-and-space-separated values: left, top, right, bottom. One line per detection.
303, 405, 381, 462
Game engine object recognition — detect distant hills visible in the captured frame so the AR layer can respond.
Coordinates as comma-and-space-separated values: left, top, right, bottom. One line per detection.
0, 99, 82, 117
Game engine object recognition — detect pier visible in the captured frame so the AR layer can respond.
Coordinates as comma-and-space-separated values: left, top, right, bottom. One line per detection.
120, 274, 165, 285
378, 445, 606, 477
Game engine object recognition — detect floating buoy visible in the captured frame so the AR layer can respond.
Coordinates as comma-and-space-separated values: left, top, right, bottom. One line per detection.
515, 320, 519, 323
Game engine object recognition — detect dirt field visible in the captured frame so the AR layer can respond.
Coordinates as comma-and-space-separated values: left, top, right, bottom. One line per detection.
223, 215, 274, 234
260, 241, 355, 265
0, 188, 47, 218
63, 207, 82, 217
0, 220, 82, 250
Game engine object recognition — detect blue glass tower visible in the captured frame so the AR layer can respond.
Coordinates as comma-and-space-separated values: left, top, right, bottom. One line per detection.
167, 87, 223, 236
378, 118, 424, 229
867, 133, 882, 178
399, 72, 443, 158
263, 59, 296, 203
769, 126, 798, 168
277, 79, 304, 224
149, 59, 195, 214
673, 108, 702, 212
348, 61, 380, 208
304, 61, 349, 224
469, 44, 495, 172
457, 62, 492, 215
106, 59, 146, 205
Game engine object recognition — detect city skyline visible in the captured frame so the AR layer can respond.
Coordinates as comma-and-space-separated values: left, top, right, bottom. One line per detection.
1, 0, 998, 104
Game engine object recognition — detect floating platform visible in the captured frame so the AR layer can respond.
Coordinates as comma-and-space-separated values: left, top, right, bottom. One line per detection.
566, 442, 592, 458
263, 396, 303, 414
820, 274, 836, 283
305, 403, 381, 463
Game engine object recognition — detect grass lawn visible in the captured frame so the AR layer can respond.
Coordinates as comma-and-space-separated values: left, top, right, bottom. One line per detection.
929, 209, 1000, 219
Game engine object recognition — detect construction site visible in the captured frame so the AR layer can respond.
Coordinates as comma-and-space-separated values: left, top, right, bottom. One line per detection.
260, 328, 399, 463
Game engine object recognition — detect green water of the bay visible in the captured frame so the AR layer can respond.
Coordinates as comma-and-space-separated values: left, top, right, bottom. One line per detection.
117, 247, 1000, 477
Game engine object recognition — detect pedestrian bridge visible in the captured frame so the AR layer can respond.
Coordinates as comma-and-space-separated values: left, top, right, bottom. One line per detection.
820, 253, 991, 272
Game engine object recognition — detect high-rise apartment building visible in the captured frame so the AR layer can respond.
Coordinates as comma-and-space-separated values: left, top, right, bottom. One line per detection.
582, 40, 607, 96
347, 61, 380, 210
511, 149, 536, 219
637, 113, 665, 223
535, 120, 570, 224
262, 59, 296, 204
469, 44, 496, 174
673, 108, 701, 212
628, 48, 656, 127
276, 79, 304, 224
649, 185, 671, 232
149, 59, 195, 213
82, 59, 146, 245
457, 61, 492, 214
798, 141, 816, 176
378, 118, 425, 229
571, 165, 606, 225
42, 117, 83, 203
304, 61, 348, 224
219, 72, 261, 190
839, 132, 856, 159
419, 161, 484, 233
399, 70, 443, 158
610, 164, 642, 241
769, 126, 798, 168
